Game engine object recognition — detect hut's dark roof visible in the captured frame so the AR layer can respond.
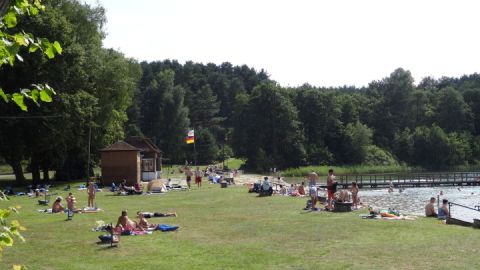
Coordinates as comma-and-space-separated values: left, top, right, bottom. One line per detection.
100, 141, 140, 152
125, 137, 161, 154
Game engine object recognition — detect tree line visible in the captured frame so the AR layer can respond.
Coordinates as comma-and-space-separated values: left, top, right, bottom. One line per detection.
2, 0, 480, 184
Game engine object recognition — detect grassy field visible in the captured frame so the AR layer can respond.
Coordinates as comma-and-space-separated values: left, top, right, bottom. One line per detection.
282, 165, 419, 177
1, 183, 480, 270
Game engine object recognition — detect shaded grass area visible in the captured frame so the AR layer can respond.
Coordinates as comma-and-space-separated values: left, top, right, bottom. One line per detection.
282, 165, 418, 177
2, 184, 480, 269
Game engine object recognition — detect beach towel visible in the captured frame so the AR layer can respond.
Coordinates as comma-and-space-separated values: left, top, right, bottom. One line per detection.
157, 224, 179, 232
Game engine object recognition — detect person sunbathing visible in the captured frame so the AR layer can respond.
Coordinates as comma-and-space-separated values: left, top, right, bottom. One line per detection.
139, 211, 177, 218
52, 197, 65, 213
116, 210, 137, 230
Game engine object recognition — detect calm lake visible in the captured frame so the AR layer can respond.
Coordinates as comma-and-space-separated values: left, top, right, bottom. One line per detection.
358, 186, 480, 222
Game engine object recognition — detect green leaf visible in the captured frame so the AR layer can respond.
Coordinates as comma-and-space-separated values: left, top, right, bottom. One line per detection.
12, 93, 27, 111
13, 33, 27, 46
28, 6, 39, 15
29, 43, 39, 53
4, 11, 17, 28
0, 88, 9, 102
53, 41, 62, 54
0, 209, 11, 219
44, 44, 54, 59
39, 89, 52, 102
0, 232, 14, 247
31, 89, 39, 104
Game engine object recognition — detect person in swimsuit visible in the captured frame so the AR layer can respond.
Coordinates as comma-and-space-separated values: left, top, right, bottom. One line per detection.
116, 210, 137, 230
66, 192, 77, 212
195, 167, 202, 188
351, 182, 359, 208
136, 212, 157, 230
185, 167, 193, 189
87, 182, 96, 208
327, 169, 336, 210
425, 197, 437, 217
308, 172, 319, 210
438, 199, 450, 219
298, 182, 306, 196
52, 197, 65, 213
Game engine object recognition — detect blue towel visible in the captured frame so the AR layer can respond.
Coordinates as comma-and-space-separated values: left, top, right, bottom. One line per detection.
158, 224, 179, 232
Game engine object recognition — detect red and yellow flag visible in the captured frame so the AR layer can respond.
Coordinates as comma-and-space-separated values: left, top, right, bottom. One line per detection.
186, 129, 194, 144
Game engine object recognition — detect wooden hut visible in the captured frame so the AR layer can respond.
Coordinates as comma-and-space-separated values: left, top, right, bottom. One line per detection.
100, 141, 141, 186
125, 137, 162, 181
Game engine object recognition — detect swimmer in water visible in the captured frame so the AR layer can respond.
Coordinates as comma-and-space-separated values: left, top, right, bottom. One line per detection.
440, 190, 444, 196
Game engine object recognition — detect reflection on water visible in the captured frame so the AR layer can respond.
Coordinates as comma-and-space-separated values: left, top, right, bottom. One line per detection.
359, 186, 480, 223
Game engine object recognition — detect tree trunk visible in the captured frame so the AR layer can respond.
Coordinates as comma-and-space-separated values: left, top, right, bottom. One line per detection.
0, 0, 12, 17
42, 168, 50, 182
30, 157, 41, 185
11, 161, 26, 184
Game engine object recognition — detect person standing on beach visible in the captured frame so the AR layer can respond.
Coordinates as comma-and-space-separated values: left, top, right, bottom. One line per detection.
308, 172, 319, 210
195, 167, 202, 188
327, 169, 336, 210
185, 167, 193, 189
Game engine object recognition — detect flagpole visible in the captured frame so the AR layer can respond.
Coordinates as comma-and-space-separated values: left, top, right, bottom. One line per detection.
193, 136, 197, 167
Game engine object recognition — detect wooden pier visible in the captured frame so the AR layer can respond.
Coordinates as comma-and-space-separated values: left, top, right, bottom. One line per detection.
332, 171, 480, 189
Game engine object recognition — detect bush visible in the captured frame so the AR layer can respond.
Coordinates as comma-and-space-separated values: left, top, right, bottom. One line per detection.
364, 145, 399, 166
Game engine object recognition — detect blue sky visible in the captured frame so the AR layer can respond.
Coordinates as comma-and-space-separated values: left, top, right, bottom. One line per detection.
84, 0, 480, 87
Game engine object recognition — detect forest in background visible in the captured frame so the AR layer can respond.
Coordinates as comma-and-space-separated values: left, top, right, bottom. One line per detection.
1, 0, 480, 184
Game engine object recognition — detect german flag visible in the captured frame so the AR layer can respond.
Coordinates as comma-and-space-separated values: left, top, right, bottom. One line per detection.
186, 129, 194, 144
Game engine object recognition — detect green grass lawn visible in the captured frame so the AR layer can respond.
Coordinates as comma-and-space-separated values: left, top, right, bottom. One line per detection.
2, 184, 480, 269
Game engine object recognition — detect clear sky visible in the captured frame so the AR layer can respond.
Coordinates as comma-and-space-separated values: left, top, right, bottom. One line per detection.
83, 0, 480, 87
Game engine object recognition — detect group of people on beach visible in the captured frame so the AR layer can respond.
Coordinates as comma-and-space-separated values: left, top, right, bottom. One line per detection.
183, 165, 237, 189
51, 181, 96, 213
305, 169, 360, 211
115, 209, 177, 231
425, 197, 450, 219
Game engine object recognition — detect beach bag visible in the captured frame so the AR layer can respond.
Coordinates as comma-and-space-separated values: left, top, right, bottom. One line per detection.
98, 235, 112, 242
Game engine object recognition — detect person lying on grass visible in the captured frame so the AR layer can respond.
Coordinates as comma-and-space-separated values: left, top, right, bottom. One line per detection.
116, 210, 137, 230
52, 196, 65, 213
138, 211, 177, 218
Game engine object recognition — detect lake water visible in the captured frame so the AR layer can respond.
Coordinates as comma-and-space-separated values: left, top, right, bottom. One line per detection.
356, 186, 480, 223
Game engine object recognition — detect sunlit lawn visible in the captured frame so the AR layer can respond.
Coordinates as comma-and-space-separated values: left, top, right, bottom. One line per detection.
2, 183, 480, 269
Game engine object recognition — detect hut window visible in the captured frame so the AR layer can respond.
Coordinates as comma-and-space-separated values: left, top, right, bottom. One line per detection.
142, 159, 154, 172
